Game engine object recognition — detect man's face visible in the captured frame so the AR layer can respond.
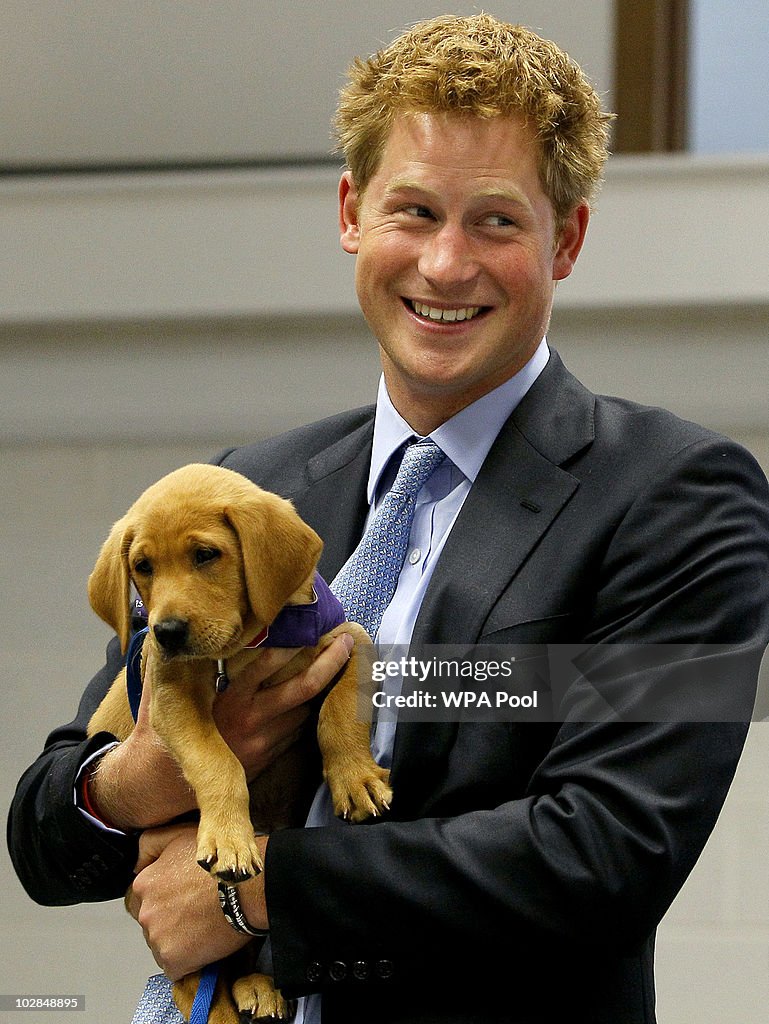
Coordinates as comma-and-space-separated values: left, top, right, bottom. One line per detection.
339, 111, 588, 432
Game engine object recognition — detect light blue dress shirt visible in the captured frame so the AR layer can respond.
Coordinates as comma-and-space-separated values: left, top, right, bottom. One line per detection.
295, 337, 548, 1023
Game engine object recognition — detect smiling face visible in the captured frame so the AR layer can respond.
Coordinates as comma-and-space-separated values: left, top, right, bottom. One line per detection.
339, 112, 589, 434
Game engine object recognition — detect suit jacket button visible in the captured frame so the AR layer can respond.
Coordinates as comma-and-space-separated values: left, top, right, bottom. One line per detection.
329, 961, 347, 982
375, 959, 395, 980
352, 960, 370, 981
306, 962, 323, 983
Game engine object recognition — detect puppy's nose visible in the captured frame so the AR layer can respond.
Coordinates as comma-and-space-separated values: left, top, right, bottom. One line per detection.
153, 618, 189, 654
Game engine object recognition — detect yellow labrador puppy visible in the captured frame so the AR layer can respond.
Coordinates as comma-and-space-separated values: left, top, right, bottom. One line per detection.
87, 463, 391, 1022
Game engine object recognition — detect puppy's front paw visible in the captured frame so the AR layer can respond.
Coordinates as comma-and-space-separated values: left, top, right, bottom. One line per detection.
327, 762, 392, 823
196, 821, 263, 883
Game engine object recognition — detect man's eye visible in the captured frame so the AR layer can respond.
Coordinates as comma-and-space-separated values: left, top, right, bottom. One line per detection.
133, 558, 153, 576
484, 214, 515, 228
194, 548, 221, 567
404, 205, 433, 219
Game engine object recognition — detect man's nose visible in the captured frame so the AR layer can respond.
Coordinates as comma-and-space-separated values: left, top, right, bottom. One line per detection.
417, 224, 479, 289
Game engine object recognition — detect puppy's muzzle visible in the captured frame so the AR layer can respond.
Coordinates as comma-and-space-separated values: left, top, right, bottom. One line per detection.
153, 617, 190, 655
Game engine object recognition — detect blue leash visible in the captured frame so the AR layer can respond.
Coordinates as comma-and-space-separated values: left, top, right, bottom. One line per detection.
188, 964, 219, 1024
126, 628, 221, 1024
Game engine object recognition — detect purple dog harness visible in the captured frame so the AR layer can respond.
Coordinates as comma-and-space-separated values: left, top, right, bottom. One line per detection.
125, 571, 346, 724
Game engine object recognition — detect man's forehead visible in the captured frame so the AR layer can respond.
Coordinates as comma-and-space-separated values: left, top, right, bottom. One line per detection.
377, 110, 537, 165
369, 111, 543, 205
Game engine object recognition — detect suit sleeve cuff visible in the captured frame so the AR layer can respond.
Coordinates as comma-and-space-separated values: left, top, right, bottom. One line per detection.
73, 740, 128, 835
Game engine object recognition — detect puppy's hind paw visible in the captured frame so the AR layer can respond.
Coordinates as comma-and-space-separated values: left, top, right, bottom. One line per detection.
239, 1004, 296, 1024
233, 973, 295, 1022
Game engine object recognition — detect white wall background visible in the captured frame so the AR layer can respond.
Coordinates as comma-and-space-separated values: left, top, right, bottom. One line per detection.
2, 4, 768, 1023
0, 0, 613, 169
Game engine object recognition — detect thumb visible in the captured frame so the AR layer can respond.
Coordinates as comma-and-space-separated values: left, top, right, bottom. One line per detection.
134, 644, 155, 731
134, 823, 194, 874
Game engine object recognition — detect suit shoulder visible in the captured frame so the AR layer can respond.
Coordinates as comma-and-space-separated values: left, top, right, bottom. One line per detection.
213, 405, 375, 493
594, 391, 733, 447
591, 392, 769, 491
543, 349, 750, 464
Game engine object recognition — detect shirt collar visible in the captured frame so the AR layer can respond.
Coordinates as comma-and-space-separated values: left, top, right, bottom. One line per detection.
367, 337, 550, 502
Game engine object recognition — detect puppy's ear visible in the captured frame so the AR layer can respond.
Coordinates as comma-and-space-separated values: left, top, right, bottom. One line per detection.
88, 518, 134, 652
225, 492, 323, 627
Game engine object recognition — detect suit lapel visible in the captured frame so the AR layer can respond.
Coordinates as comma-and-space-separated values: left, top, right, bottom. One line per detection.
289, 417, 374, 580
412, 426, 582, 646
413, 349, 595, 647
393, 352, 596, 802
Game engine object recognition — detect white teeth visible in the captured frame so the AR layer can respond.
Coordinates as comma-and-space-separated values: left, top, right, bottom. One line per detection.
412, 302, 481, 322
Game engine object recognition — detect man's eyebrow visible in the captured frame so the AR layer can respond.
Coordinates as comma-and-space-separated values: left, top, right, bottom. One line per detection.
474, 186, 534, 211
383, 177, 439, 199
383, 179, 534, 212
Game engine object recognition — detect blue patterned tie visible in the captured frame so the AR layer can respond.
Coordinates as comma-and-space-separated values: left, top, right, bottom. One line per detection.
331, 439, 446, 639
131, 975, 185, 1024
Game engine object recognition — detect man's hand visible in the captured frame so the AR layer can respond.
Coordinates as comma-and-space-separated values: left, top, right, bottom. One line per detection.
126, 823, 269, 980
214, 633, 354, 784
89, 633, 354, 831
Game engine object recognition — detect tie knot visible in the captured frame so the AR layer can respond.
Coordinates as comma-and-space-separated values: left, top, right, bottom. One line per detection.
391, 439, 446, 500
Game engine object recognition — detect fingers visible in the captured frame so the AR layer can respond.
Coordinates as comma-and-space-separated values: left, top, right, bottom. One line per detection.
128, 825, 250, 979
302, 632, 356, 697
251, 633, 356, 716
212, 634, 355, 782
124, 882, 139, 922
216, 634, 354, 731
134, 822, 196, 874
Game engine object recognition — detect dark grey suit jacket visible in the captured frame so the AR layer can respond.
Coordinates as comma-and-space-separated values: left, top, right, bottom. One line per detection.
9, 351, 769, 1023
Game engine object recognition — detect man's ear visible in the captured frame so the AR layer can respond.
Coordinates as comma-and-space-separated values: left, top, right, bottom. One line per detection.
339, 171, 361, 254
552, 200, 590, 282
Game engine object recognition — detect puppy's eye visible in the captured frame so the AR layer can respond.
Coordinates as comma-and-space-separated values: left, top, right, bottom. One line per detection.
194, 547, 221, 567
133, 558, 153, 576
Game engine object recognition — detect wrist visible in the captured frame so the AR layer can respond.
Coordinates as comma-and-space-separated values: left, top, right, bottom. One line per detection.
218, 882, 269, 937
89, 738, 195, 831
80, 759, 120, 830
217, 837, 269, 934
75, 743, 124, 832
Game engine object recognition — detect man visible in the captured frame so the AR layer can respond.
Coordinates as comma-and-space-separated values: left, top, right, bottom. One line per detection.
9, 14, 769, 1024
